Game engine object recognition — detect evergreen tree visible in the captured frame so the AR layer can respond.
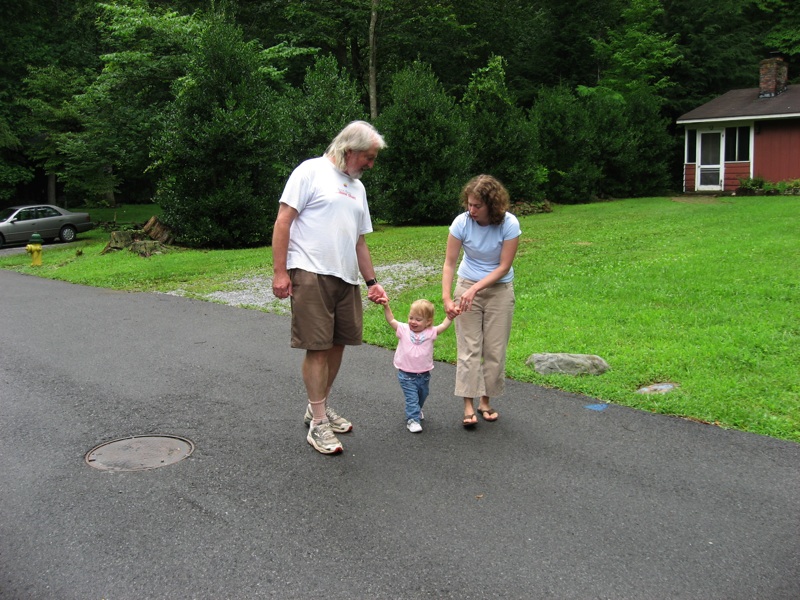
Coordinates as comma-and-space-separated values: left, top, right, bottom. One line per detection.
372, 61, 470, 225
151, 12, 302, 247
461, 55, 547, 203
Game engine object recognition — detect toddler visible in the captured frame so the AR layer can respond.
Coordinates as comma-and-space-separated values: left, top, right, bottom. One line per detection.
380, 298, 453, 432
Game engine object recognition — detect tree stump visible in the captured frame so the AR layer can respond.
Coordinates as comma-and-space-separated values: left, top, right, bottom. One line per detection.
101, 216, 174, 257
101, 231, 136, 254
143, 216, 174, 244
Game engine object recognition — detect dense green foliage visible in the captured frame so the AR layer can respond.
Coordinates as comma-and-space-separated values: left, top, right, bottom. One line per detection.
152, 15, 288, 247
461, 56, 547, 204
372, 62, 470, 225
1, 0, 797, 245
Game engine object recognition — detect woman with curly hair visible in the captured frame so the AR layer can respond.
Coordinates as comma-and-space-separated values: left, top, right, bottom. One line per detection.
442, 175, 522, 427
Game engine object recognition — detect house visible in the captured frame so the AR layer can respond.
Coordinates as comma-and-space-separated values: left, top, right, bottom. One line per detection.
677, 57, 800, 192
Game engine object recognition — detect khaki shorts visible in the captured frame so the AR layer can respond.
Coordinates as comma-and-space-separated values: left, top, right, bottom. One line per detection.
289, 269, 363, 350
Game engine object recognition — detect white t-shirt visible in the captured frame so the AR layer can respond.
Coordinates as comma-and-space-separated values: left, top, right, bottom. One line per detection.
279, 156, 373, 285
449, 212, 521, 283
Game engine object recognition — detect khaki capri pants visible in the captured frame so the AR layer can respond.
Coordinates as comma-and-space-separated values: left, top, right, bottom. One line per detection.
453, 277, 515, 399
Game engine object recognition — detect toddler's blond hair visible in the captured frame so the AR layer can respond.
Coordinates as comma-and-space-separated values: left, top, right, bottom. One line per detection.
409, 299, 435, 322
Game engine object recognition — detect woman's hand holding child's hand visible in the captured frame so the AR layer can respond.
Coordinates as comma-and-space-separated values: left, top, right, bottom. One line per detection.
444, 299, 462, 320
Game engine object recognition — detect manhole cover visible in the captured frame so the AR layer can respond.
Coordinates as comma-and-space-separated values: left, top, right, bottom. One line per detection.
85, 435, 194, 472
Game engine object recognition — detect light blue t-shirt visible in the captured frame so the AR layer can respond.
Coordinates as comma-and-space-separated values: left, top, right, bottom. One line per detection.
449, 211, 521, 283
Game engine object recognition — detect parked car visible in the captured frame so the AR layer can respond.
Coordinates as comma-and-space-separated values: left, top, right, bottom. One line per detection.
0, 205, 94, 248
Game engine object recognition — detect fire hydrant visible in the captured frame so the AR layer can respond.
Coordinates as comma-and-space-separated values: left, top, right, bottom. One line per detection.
26, 233, 43, 266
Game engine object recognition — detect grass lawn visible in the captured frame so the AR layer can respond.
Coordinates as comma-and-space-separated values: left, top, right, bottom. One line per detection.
2, 196, 797, 443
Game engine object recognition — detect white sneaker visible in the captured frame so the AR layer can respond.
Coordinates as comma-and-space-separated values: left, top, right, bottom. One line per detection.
307, 421, 344, 454
406, 419, 422, 433
303, 404, 353, 433
420, 410, 425, 420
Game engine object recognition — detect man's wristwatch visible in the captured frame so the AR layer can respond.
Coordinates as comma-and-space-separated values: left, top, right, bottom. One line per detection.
365, 278, 378, 287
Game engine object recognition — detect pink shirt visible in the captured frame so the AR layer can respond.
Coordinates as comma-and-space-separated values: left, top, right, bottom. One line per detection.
393, 323, 438, 373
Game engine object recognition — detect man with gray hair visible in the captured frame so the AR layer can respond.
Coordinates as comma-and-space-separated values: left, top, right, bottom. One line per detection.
272, 120, 388, 454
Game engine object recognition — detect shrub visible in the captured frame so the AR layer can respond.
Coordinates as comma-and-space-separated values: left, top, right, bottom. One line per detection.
371, 61, 470, 225
272, 54, 367, 182
461, 55, 548, 204
736, 176, 800, 196
152, 15, 292, 248
776, 179, 800, 195
531, 84, 673, 203
530, 85, 602, 203
511, 199, 552, 216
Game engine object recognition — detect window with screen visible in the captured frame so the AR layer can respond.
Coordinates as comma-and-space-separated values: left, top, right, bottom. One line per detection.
724, 126, 750, 161
686, 129, 697, 163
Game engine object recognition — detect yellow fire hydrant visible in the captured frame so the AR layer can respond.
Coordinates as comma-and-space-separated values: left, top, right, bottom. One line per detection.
26, 233, 43, 266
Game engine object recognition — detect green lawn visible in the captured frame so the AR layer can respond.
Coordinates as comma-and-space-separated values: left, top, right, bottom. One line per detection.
2, 196, 798, 442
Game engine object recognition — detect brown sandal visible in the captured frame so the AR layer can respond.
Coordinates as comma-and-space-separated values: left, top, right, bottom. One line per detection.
478, 407, 499, 421
462, 412, 477, 428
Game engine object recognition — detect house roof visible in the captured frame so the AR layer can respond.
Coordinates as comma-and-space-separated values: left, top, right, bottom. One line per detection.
676, 85, 800, 124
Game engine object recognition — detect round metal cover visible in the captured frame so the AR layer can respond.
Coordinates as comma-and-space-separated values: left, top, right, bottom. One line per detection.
85, 435, 194, 472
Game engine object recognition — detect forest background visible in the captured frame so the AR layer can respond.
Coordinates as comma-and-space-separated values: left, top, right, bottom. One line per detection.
1, 0, 798, 248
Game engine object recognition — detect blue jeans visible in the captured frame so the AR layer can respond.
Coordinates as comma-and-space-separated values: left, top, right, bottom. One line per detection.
397, 369, 431, 422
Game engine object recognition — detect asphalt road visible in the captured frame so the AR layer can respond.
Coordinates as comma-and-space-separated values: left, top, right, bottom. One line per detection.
1, 270, 798, 599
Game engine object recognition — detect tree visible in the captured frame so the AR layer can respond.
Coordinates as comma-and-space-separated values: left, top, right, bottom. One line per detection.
591, 0, 682, 94
372, 61, 470, 225
578, 85, 673, 198
461, 55, 547, 203
151, 13, 303, 248
18, 66, 91, 205
453, 0, 555, 106
256, 0, 476, 114
618, 85, 675, 196
661, 0, 765, 117
55, 2, 203, 204
0, 0, 99, 203
374, 0, 477, 97
0, 117, 34, 202
756, 0, 800, 59
369, 0, 379, 119
531, 85, 602, 203
274, 54, 367, 177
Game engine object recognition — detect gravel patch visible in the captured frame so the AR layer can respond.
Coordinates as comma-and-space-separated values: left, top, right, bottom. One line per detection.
166, 260, 441, 313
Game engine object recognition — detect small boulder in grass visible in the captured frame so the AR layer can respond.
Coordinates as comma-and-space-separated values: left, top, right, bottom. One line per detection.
526, 353, 610, 376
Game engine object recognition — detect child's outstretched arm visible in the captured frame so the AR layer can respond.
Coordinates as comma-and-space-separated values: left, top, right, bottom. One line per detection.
379, 298, 400, 331
434, 315, 453, 335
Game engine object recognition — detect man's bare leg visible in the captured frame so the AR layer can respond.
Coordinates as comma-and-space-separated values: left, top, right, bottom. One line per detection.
303, 345, 345, 425
323, 344, 345, 400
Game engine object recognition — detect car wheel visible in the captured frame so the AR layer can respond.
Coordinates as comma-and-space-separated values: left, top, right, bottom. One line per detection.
0, 233, 4, 248
59, 225, 77, 243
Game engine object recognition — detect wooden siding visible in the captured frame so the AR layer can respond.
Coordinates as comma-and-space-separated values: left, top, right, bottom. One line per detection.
754, 119, 800, 181
683, 164, 696, 192
724, 162, 751, 191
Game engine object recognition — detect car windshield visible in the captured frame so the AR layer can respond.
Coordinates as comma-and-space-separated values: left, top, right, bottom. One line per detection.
0, 208, 17, 222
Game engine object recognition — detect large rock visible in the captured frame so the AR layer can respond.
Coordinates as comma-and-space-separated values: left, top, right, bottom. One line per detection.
526, 353, 610, 376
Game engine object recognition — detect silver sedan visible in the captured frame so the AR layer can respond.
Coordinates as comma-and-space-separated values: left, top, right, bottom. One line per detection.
0, 204, 94, 248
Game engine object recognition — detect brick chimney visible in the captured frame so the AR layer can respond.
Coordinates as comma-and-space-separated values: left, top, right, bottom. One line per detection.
759, 57, 788, 98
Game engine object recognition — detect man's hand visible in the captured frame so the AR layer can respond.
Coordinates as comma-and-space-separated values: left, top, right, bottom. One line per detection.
272, 272, 292, 299
367, 283, 388, 304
